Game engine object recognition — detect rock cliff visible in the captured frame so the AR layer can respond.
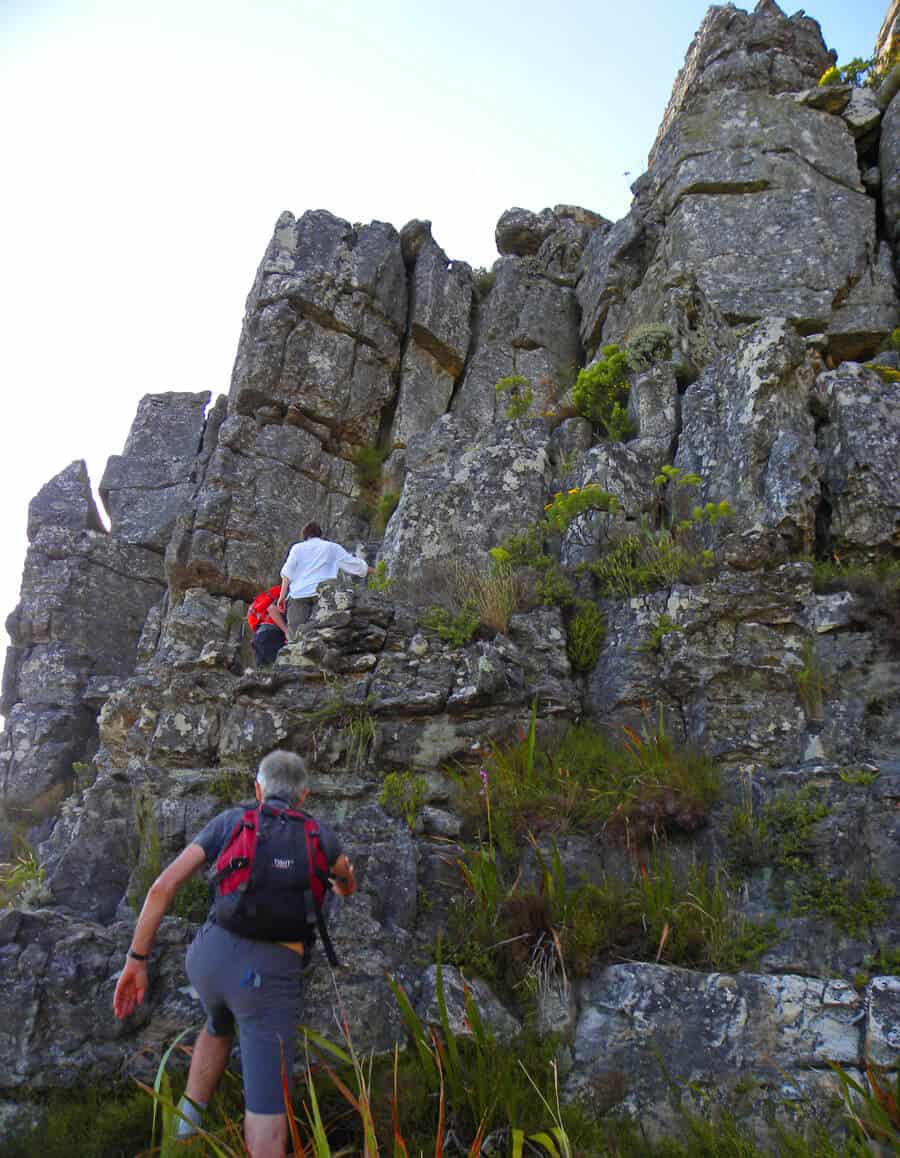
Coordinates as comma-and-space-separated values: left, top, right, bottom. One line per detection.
1, 0, 898, 1146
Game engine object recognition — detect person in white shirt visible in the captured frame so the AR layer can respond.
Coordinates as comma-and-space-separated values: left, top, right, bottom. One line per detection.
277, 521, 372, 640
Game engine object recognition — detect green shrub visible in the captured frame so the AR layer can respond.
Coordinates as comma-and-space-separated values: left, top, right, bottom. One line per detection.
420, 603, 480, 647
566, 599, 605, 671
170, 871, 211, 923
0, 1087, 154, 1158
818, 54, 885, 88
494, 374, 533, 420
571, 344, 634, 440
588, 528, 714, 597
625, 322, 674, 371
472, 265, 496, 300
379, 771, 427, 830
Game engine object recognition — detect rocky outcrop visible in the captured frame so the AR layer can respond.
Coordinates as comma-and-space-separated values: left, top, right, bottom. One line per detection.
2, 1, 900, 1142
2, 473, 166, 807
100, 391, 213, 552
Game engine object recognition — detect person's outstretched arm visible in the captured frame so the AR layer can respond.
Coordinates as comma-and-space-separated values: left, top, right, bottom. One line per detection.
113, 843, 207, 1019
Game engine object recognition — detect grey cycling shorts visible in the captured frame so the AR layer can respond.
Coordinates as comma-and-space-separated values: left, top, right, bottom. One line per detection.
186, 922, 305, 1115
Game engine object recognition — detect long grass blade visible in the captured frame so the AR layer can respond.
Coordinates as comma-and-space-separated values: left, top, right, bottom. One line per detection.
150, 1027, 194, 1147
432, 1029, 446, 1158
134, 1079, 239, 1158
303, 1025, 354, 1067
387, 973, 435, 1078
281, 1042, 308, 1158
391, 1043, 409, 1158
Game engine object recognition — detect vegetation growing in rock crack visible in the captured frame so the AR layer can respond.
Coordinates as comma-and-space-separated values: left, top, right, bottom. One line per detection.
379, 770, 428, 830
495, 373, 534, 420
727, 782, 894, 937
571, 343, 634, 441
624, 322, 674, 371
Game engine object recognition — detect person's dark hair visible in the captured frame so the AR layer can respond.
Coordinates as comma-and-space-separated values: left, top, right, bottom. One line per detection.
302, 521, 322, 540
257, 750, 307, 801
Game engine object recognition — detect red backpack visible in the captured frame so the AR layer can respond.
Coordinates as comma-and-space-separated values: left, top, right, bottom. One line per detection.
247, 586, 281, 633
211, 803, 338, 965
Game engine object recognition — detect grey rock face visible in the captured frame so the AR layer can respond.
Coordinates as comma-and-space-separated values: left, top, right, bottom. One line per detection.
100, 391, 212, 552
26, 461, 105, 542
391, 227, 472, 450
587, 563, 811, 765
675, 318, 820, 566
229, 209, 406, 448
0, 907, 196, 1090
452, 248, 582, 431
881, 91, 900, 257
813, 363, 900, 558
381, 414, 552, 588
165, 415, 364, 599
650, 0, 834, 159
568, 963, 870, 1137
645, 91, 880, 348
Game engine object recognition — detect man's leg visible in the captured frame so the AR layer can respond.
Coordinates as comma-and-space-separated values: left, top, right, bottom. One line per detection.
184, 1026, 233, 1105
245, 1111, 287, 1158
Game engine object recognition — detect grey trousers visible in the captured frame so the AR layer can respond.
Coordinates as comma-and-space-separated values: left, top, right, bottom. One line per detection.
286, 596, 316, 640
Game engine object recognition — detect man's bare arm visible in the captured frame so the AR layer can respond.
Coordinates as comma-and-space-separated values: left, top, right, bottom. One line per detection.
113, 843, 207, 1019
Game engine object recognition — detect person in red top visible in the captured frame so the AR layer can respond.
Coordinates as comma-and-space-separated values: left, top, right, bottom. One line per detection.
248, 585, 289, 667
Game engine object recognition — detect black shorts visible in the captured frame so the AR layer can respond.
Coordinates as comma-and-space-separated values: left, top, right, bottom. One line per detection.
252, 623, 286, 667
186, 922, 304, 1114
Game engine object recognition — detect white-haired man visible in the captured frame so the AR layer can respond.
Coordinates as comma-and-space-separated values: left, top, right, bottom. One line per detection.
113, 750, 356, 1158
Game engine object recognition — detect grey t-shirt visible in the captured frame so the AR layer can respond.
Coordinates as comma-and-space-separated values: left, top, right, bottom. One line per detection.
191, 798, 342, 870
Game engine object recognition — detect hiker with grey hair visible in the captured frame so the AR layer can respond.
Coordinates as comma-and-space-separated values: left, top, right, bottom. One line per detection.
277, 520, 373, 640
113, 749, 356, 1158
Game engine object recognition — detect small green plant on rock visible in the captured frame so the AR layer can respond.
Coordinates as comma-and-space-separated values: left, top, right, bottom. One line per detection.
495, 374, 533, 420
170, 871, 211, 923
420, 602, 480, 647
379, 771, 428, 830
0, 845, 45, 907
566, 599, 606, 672
794, 639, 831, 720
625, 322, 674, 371
638, 613, 684, 653
818, 54, 885, 88
368, 559, 394, 593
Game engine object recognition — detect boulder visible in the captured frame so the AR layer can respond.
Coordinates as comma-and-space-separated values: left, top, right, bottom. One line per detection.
26, 461, 105, 542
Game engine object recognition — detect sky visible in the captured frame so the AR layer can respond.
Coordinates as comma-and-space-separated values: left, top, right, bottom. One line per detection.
0, 0, 887, 653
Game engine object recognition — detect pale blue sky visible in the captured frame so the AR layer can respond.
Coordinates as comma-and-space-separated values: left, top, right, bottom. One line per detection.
0, 0, 887, 646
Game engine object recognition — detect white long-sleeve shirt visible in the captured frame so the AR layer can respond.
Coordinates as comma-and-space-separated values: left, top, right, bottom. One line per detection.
280, 537, 368, 599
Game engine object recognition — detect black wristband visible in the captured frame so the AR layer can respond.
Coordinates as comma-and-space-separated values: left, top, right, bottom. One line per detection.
128, 949, 148, 961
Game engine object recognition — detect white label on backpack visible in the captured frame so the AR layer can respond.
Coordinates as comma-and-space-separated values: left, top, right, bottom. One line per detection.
273, 857, 295, 870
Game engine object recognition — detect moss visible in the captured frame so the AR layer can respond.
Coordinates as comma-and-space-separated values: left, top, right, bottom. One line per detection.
0, 1087, 153, 1158
379, 771, 427, 830
790, 872, 894, 939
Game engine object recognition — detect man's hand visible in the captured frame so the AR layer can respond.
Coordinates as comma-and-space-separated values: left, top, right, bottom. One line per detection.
276, 596, 286, 613
113, 958, 148, 1019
